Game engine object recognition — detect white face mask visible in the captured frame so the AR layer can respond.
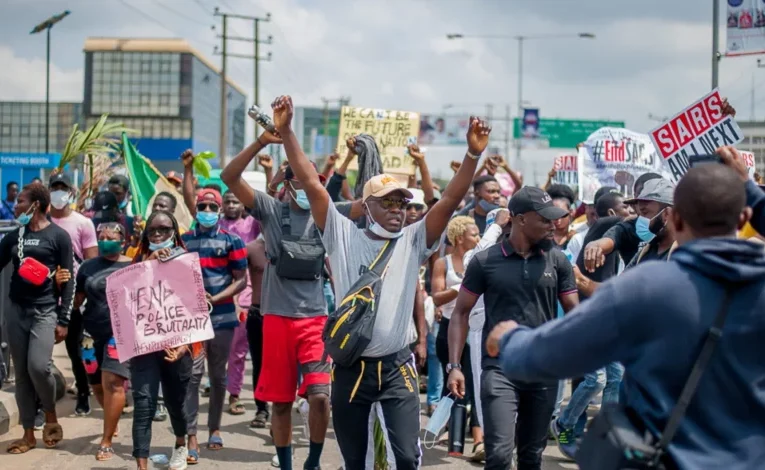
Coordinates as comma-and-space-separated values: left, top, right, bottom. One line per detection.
365, 203, 404, 239
423, 394, 454, 449
50, 190, 71, 210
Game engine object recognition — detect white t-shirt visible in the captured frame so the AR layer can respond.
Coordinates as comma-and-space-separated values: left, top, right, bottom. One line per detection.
321, 204, 439, 357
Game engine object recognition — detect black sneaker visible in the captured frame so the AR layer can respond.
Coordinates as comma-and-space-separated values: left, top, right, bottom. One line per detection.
75, 393, 91, 416
34, 408, 44, 430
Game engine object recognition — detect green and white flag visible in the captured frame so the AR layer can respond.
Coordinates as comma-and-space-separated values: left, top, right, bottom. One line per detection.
121, 133, 193, 231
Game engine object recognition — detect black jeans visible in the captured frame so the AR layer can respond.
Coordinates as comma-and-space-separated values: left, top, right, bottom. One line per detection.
332, 348, 421, 470
65, 307, 89, 396
482, 367, 558, 470
130, 351, 192, 459
435, 316, 480, 430
246, 305, 267, 413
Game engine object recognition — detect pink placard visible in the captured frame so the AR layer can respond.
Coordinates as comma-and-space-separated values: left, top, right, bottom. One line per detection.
106, 252, 214, 362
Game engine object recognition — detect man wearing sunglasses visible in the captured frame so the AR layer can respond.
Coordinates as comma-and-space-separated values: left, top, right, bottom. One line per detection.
177, 178, 248, 460
265, 94, 490, 469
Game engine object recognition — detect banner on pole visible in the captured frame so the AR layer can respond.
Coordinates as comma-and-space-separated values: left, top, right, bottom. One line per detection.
726, 1, 765, 56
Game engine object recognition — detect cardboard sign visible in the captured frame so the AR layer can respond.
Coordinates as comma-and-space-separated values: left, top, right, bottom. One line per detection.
650, 89, 743, 184
552, 154, 578, 187
578, 127, 671, 203
106, 252, 214, 362
335, 106, 420, 176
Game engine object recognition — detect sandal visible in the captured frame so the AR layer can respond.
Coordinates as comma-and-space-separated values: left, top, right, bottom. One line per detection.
96, 445, 114, 461
187, 448, 200, 465
228, 400, 246, 416
250, 410, 269, 429
470, 442, 486, 463
207, 434, 224, 451
7, 438, 35, 454
42, 423, 63, 448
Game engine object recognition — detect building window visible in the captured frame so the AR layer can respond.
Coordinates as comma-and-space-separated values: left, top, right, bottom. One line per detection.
159, 93, 171, 106
19, 124, 30, 136
159, 60, 171, 73
1, 124, 10, 136
139, 93, 151, 106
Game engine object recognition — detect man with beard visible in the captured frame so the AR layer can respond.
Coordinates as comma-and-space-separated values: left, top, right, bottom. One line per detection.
447, 186, 579, 469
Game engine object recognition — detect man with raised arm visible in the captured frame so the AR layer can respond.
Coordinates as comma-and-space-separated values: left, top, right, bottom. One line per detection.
268, 95, 490, 469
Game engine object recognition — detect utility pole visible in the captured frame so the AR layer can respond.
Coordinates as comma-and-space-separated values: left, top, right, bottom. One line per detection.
712, 0, 720, 89
504, 104, 511, 158
214, 8, 272, 163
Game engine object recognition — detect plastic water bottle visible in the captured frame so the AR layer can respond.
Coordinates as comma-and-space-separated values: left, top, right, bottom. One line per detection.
149, 453, 168, 468
447, 400, 467, 456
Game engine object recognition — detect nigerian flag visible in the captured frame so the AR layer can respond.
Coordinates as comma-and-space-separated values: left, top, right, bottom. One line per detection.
121, 133, 193, 230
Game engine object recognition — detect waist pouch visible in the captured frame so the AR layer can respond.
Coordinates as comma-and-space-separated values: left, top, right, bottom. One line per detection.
272, 204, 325, 281
322, 239, 397, 367
18, 257, 52, 286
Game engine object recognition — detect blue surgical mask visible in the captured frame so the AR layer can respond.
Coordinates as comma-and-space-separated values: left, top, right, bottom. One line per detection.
365, 204, 403, 239
478, 199, 500, 213
196, 211, 219, 228
635, 216, 655, 242
291, 188, 311, 211
16, 212, 31, 226
423, 395, 454, 449
118, 199, 128, 210
148, 237, 174, 252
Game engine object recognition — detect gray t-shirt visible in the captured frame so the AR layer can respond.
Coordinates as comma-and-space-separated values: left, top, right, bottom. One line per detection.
321, 203, 439, 357
253, 191, 327, 318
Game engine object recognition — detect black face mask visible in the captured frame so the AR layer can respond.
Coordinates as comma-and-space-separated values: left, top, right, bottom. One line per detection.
648, 209, 667, 236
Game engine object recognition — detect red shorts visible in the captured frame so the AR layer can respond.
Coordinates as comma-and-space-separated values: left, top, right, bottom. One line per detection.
255, 315, 331, 403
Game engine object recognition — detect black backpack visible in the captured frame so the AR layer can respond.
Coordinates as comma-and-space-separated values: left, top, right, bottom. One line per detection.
272, 204, 326, 281
322, 239, 397, 367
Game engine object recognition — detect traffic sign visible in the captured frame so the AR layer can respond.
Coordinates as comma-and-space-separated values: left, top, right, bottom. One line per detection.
513, 118, 625, 149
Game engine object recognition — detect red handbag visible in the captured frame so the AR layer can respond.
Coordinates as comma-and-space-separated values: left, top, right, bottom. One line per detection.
16, 227, 52, 286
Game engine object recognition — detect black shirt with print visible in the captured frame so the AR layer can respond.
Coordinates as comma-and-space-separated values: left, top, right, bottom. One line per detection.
462, 237, 577, 371
0, 224, 75, 325
76, 257, 131, 341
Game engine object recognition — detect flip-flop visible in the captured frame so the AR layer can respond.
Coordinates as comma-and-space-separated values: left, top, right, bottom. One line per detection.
7, 439, 35, 454
95, 446, 114, 461
42, 423, 63, 448
187, 448, 200, 465
207, 435, 223, 451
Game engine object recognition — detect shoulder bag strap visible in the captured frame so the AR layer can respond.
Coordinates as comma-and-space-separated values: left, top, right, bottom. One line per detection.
654, 287, 735, 458
369, 239, 398, 277
17, 226, 24, 261
280, 203, 291, 237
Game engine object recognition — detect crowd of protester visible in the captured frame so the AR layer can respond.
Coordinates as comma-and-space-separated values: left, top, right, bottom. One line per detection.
0, 96, 763, 470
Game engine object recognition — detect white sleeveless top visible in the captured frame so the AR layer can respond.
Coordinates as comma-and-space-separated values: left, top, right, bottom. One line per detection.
440, 253, 464, 320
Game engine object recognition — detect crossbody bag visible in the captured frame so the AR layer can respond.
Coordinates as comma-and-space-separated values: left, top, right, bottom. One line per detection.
272, 204, 325, 281
576, 288, 735, 469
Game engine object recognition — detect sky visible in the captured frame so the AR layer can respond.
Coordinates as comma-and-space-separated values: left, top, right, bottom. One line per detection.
0, 0, 762, 160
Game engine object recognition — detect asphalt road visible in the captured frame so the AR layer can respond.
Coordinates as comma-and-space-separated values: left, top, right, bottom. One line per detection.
0, 344, 579, 469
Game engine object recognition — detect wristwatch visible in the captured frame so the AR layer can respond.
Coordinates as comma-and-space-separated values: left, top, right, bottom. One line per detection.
446, 363, 462, 374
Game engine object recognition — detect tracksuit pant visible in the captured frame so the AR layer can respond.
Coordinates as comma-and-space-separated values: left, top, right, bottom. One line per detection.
331, 348, 421, 470
64, 307, 89, 397
245, 305, 268, 413
6, 302, 57, 429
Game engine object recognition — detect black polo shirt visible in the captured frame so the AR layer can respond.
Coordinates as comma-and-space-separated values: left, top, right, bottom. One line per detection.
462, 236, 577, 370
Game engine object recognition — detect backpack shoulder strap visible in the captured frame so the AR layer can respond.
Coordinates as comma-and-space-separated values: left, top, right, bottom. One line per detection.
667, 241, 679, 260
280, 203, 291, 237
369, 239, 398, 276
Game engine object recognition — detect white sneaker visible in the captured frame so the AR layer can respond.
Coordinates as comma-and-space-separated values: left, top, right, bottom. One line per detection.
297, 398, 310, 441
271, 453, 280, 467
168, 445, 189, 470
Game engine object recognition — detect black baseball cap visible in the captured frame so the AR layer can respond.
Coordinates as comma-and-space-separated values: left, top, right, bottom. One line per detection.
48, 173, 73, 189
593, 186, 620, 204
92, 191, 118, 213
508, 186, 569, 220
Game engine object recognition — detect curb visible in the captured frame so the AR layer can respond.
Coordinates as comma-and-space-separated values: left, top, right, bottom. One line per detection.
0, 362, 67, 437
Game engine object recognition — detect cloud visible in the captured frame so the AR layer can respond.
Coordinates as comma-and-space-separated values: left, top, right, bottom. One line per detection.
0, 45, 82, 102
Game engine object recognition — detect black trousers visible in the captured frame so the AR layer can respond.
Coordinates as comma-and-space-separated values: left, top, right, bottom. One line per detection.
332, 348, 421, 470
64, 308, 89, 396
130, 351, 192, 459
245, 305, 267, 413
435, 316, 481, 429
482, 367, 557, 470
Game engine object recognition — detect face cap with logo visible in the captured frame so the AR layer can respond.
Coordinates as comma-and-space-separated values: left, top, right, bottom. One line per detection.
91, 191, 119, 220
362, 174, 413, 203
508, 186, 569, 220
48, 173, 73, 190
624, 178, 674, 206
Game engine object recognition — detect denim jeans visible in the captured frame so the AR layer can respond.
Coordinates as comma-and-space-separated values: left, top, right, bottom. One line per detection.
559, 368, 605, 430
426, 323, 442, 406
553, 380, 565, 418
603, 362, 624, 404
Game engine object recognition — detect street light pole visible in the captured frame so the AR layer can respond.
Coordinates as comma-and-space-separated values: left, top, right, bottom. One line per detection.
446, 31, 595, 172
31, 10, 70, 156
712, 0, 720, 89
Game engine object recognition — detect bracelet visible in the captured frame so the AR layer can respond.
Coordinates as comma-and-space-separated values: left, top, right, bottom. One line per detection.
257, 136, 266, 147
466, 150, 482, 160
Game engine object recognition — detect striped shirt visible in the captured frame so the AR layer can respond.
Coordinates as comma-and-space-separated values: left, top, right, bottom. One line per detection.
182, 226, 247, 330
